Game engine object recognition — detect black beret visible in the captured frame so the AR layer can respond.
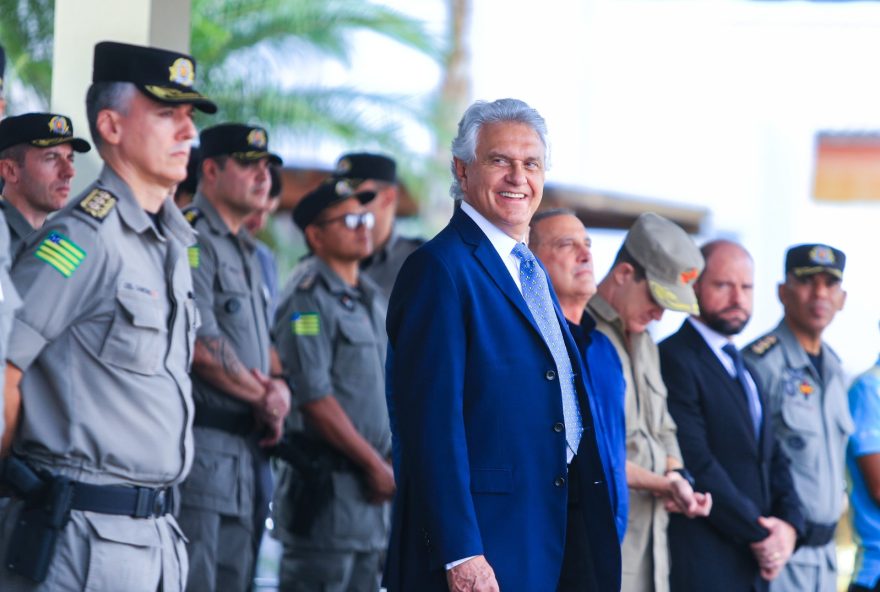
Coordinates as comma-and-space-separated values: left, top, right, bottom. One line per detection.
785, 243, 846, 279
293, 179, 375, 232
200, 123, 282, 165
0, 112, 91, 154
92, 41, 216, 114
334, 152, 396, 184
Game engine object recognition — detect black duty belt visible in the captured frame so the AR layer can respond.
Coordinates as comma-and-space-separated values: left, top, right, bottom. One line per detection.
70, 482, 174, 518
801, 520, 837, 547
193, 406, 254, 436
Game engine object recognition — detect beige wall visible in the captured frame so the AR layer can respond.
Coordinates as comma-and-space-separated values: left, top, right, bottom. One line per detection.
51, 0, 192, 194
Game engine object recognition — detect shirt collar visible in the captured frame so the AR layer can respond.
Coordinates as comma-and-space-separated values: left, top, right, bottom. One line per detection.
460, 200, 521, 260
688, 316, 739, 373
0, 199, 34, 238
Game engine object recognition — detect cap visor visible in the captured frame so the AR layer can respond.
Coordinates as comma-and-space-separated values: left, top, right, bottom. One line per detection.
231, 151, 282, 166
30, 137, 92, 153
647, 276, 699, 314
792, 266, 843, 279
141, 85, 218, 114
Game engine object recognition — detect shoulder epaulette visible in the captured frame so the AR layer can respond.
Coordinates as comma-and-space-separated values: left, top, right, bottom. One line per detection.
297, 270, 318, 292
182, 206, 203, 227
749, 334, 779, 357
74, 189, 117, 223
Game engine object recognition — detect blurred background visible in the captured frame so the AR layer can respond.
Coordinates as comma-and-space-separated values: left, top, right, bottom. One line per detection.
2, 0, 878, 588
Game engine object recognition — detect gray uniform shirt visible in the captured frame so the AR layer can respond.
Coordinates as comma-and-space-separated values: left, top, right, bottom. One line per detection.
360, 229, 423, 303
0, 210, 23, 435
177, 194, 272, 518
744, 320, 854, 569
7, 165, 198, 488
0, 199, 35, 263
272, 256, 391, 551
186, 193, 271, 413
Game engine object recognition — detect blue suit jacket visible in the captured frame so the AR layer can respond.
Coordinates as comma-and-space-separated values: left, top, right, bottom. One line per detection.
383, 208, 620, 592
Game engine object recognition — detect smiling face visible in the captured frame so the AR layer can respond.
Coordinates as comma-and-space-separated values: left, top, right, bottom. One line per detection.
454, 121, 545, 239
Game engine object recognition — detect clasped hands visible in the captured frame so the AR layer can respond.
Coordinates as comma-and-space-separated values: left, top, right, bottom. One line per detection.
251, 369, 291, 446
661, 471, 713, 518
750, 516, 797, 581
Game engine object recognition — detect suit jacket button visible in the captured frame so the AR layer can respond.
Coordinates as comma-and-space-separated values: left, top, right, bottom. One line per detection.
554, 476, 566, 487
545, 370, 556, 381
553, 422, 564, 433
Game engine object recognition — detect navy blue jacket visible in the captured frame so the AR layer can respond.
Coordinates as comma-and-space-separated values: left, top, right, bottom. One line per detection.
383, 208, 620, 592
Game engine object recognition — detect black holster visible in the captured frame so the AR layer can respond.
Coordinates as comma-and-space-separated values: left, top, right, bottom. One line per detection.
1, 457, 74, 582
269, 434, 356, 536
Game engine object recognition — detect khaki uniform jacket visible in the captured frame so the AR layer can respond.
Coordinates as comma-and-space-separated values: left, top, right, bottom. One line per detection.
587, 294, 682, 592
744, 321, 854, 572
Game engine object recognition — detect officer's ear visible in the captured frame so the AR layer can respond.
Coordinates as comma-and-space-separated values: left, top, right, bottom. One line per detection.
0, 158, 18, 184
95, 108, 123, 147
304, 224, 323, 251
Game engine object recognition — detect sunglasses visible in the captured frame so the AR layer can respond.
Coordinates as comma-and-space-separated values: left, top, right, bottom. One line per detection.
316, 211, 375, 230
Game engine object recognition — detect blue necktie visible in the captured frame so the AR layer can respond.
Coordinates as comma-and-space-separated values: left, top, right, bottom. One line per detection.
512, 243, 583, 457
722, 343, 762, 438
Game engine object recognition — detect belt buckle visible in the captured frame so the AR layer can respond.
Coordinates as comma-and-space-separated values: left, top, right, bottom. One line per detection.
152, 489, 166, 516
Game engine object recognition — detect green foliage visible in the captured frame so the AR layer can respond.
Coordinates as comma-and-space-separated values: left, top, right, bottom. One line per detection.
0, 0, 54, 100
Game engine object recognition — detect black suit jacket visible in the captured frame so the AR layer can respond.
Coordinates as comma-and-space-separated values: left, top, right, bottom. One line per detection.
658, 320, 804, 592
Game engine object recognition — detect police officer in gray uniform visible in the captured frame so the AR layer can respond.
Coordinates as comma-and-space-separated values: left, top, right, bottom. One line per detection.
744, 243, 853, 592
0, 210, 21, 435
332, 153, 423, 303
272, 180, 394, 592
177, 123, 290, 592
0, 113, 91, 258
0, 40, 215, 591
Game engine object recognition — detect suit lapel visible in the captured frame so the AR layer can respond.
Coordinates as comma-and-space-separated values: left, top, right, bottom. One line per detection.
452, 209, 546, 341
683, 322, 758, 448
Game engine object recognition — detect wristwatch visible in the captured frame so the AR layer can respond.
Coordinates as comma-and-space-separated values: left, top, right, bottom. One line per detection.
669, 467, 696, 489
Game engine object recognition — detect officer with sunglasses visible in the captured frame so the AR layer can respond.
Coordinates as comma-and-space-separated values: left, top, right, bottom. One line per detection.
271, 179, 394, 591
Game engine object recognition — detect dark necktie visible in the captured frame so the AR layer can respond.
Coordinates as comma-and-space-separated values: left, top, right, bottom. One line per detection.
722, 343, 762, 438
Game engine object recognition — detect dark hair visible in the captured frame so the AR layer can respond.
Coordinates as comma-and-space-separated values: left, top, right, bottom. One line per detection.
612, 244, 646, 281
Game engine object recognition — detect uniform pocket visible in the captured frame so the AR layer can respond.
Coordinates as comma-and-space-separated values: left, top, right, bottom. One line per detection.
335, 318, 378, 376
779, 399, 820, 471
84, 513, 161, 592
179, 445, 241, 514
101, 290, 166, 375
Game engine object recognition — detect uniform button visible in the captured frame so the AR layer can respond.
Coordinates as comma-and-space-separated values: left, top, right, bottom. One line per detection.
553, 422, 564, 433
545, 370, 556, 381
554, 476, 566, 487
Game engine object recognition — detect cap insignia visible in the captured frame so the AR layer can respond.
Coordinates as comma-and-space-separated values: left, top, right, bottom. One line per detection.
809, 246, 835, 265
335, 179, 354, 197
680, 267, 699, 285
168, 57, 195, 87
247, 128, 267, 149
48, 115, 70, 136
336, 157, 351, 175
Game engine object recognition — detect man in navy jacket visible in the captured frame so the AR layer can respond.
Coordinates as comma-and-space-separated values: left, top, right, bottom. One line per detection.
383, 98, 619, 592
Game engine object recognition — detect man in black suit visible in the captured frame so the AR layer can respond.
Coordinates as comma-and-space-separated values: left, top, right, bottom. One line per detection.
658, 240, 804, 592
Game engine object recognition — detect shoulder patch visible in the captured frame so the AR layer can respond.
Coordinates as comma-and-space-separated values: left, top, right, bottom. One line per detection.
187, 245, 200, 268
34, 231, 86, 278
75, 189, 117, 222
182, 207, 203, 227
297, 271, 318, 292
749, 334, 779, 357
291, 312, 320, 336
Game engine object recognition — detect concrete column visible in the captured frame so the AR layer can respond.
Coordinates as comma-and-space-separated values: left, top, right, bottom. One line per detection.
51, 0, 192, 193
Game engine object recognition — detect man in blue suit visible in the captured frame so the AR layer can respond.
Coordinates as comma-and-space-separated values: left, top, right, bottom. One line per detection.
384, 98, 620, 592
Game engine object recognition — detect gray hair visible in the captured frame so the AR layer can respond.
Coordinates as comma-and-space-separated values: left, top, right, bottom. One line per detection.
85, 82, 137, 149
449, 98, 549, 200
